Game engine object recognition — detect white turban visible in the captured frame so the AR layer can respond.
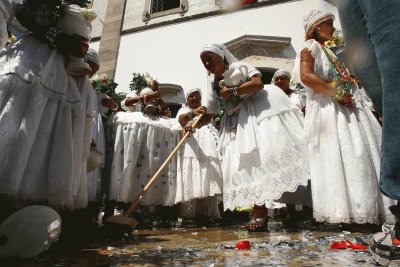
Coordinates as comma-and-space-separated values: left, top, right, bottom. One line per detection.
272, 69, 291, 83
184, 86, 202, 101
200, 43, 238, 64
87, 48, 100, 67
303, 9, 335, 35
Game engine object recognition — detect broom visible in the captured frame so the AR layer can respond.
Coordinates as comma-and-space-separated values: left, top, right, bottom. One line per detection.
104, 113, 204, 230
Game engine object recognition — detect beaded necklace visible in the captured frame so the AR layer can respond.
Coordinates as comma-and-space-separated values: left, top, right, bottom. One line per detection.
320, 43, 353, 92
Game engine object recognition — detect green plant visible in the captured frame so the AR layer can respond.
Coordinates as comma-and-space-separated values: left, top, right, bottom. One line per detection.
129, 72, 152, 94
91, 74, 124, 105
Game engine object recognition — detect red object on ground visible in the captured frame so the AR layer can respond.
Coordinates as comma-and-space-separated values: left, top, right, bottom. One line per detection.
236, 240, 251, 250
344, 239, 368, 250
330, 240, 368, 250
330, 240, 347, 249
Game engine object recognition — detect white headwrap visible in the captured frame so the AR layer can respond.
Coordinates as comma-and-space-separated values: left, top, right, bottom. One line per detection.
87, 48, 100, 67
200, 43, 238, 64
140, 87, 154, 96
272, 69, 291, 83
303, 9, 335, 35
184, 86, 202, 101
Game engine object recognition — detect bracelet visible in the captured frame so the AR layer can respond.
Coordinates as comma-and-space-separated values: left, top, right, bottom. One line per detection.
45, 27, 62, 48
230, 86, 239, 96
331, 87, 345, 101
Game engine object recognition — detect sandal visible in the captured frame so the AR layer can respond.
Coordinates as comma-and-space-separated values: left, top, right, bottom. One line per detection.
245, 205, 268, 232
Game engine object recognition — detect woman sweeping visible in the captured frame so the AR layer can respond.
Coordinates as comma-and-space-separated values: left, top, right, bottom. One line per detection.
191, 43, 309, 231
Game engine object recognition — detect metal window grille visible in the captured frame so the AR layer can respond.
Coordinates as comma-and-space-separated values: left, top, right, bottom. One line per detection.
150, 0, 180, 13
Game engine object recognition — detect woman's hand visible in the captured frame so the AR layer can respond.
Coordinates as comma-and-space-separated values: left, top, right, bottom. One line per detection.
220, 86, 232, 100
183, 121, 194, 136
337, 92, 355, 109
144, 91, 161, 103
192, 106, 207, 116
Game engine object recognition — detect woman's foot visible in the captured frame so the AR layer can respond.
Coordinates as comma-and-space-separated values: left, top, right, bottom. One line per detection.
245, 205, 268, 232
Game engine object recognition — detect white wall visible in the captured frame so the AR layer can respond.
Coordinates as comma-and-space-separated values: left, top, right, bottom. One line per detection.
114, 0, 338, 93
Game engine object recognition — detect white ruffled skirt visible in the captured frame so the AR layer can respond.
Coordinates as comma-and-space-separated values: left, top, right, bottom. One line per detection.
220, 84, 310, 211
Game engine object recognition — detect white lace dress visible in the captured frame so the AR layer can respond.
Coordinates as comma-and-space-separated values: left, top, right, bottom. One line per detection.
203, 62, 310, 211
174, 106, 223, 204
0, 36, 93, 210
292, 39, 395, 224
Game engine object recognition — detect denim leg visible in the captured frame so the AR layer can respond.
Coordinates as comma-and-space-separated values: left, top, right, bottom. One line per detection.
363, 0, 400, 200
336, 0, 383, 115
337, 0, 400, 200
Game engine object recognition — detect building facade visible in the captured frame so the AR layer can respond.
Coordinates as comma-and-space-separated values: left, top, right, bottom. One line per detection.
90, 0, 338, 100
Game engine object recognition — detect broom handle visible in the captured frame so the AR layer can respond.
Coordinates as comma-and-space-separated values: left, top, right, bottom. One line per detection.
123, 113, 205, 217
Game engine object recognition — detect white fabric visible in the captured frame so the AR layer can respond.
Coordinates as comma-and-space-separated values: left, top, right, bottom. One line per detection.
292, 39, 395, 224
121, 92, 141, 112
0, 36, 93, 210
202, 61, 261, 115
272, 69, 291, 83
87, 90, 106, 202
86, 48, 100, 67
108, 112, 181, 206
203, 57, 310, 210
200, 43, 238, 64
174, 107, 223, 204
184, 86, 202, 100
303, 9, 335, 35
288, 90, 306, 113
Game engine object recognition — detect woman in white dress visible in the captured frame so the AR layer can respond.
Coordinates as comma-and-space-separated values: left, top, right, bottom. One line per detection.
0, 1, 94, 210
175, 87, 223, 226
292, 9, 394, 227
195, 44, 309, 231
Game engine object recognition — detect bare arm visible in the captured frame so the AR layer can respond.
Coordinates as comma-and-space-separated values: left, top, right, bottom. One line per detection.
300, 48, 353, 106
300, 49, 337, 97
220, 75, 264, 100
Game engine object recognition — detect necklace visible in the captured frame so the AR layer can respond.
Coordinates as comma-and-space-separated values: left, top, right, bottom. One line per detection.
320, 44, 353, 91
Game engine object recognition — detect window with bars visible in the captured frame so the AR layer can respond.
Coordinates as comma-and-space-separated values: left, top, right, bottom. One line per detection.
143, 0, 188, 22
150, 0, 181, 14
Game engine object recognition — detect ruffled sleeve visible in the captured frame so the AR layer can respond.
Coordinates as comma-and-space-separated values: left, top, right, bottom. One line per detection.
292, 39, 327, 87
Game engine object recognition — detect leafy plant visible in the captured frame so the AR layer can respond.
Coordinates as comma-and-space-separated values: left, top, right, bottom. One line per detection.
91, 74, 124, 105
129, 72, 153, 94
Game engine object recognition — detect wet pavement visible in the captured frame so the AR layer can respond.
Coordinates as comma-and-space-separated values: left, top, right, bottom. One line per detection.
1, 219, 379, 266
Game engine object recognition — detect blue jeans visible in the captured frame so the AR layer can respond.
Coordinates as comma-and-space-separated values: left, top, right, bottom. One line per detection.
337, 0, 400, 200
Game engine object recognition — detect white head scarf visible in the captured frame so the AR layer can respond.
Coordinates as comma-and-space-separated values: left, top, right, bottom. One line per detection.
303, 9, 335, 35
87, 48, 100, 67
272, 69, 291, 83
200, 43, 238, 64
184, 86, 202, 101
139, 87, 154, 96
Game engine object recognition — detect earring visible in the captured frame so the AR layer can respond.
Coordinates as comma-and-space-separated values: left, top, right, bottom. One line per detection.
316, 27, 321, 34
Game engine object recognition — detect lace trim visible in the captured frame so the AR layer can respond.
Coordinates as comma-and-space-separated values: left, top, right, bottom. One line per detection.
223, 146, 310, 211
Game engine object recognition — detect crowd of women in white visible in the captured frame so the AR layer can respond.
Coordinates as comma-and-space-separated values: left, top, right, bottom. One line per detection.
0, 2, 394, 229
